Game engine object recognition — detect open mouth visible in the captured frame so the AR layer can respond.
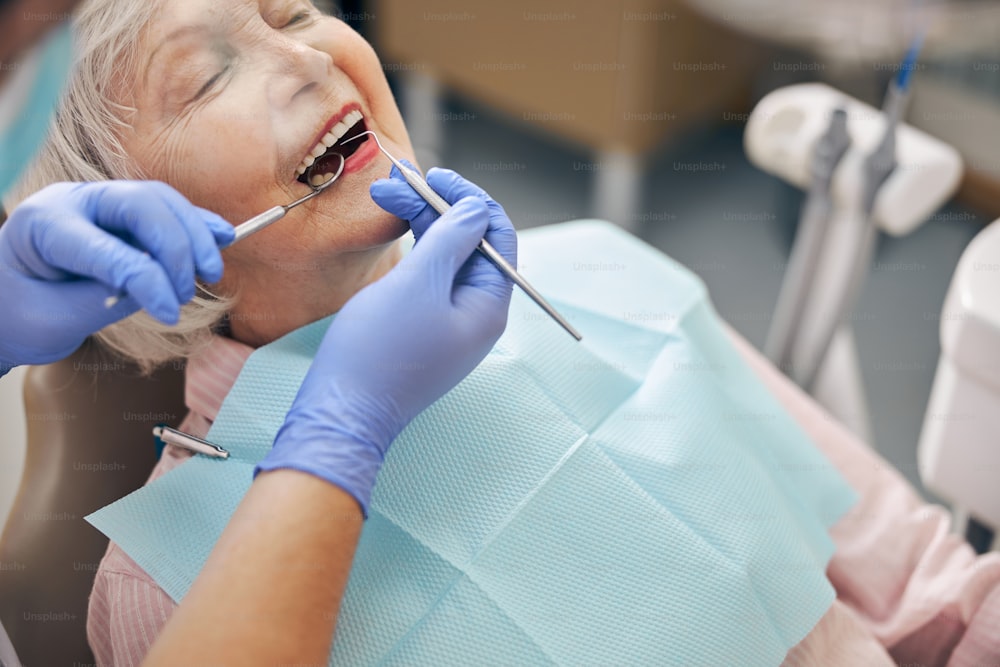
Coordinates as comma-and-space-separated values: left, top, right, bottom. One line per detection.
295, 109, 370, 186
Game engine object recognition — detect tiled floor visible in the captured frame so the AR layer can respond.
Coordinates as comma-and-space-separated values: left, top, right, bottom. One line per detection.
422, 92, 985, 497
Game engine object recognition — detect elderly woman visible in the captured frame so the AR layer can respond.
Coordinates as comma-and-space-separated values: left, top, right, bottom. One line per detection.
9, 0, 1000, 665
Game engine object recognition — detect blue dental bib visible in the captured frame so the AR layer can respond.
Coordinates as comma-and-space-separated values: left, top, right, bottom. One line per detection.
88, 221, 856, 665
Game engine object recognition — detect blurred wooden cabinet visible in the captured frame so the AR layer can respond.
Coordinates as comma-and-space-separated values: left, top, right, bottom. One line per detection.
374, 0, 766, 155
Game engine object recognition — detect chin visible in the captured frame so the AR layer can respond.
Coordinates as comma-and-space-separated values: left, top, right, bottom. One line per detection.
362, 208, 411, 247
326, 199, 410, 252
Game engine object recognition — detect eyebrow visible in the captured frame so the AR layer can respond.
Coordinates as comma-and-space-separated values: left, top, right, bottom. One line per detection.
144, 25, 215, 82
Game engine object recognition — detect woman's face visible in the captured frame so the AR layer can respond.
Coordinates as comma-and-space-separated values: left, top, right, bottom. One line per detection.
124, 0, 413, 278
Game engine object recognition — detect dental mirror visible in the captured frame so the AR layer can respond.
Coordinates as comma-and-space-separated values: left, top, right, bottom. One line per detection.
103, 154, 346, 308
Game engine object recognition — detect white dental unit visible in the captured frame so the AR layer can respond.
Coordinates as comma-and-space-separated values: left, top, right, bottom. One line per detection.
746, 81, 997, 551
691, 0, 1000, 553
745, 82, 963, 443
919, 220, 1000, 540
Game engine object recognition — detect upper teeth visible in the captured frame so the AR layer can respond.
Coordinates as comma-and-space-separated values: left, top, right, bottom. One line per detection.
295, 109, 364, 178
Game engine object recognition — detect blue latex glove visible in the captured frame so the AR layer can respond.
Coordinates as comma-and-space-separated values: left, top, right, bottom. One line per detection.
256, 168, 516, 515
0, 181, 234, 375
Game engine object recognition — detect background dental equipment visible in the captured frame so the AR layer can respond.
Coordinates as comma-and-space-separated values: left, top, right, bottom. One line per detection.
764, 107, 850, 372
780, 41, 923, 392
104, 156, 345, 309
919, 219, 1000, 553
746, 82, 962, 441
346, 130, 583, 342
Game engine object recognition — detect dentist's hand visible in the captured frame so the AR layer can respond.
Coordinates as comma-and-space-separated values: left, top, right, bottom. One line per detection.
0, 181, 233, 374
257, 168, 516, 515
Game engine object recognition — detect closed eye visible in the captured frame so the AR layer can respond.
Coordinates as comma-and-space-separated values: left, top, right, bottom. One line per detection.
285, 11, 311, 27
192, 66, 229, 102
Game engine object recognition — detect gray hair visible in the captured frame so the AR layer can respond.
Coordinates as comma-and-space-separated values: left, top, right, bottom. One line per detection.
4, 0, 234, 373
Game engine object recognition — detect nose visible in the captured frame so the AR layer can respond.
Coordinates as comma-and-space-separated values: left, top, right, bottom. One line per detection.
267, 39, 333, 108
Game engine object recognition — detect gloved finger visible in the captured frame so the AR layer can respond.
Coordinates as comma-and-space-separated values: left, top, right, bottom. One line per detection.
456, 210, 517, 281
450, 272, 513, 336
389, 158, 422, 181
370, 159, 440, 239
59, 280, 144, 331
424, 167, 491, 204
201, 208, 237, 246
451, 216, 517, 300
421, 168, 517, 280
113, 256, 183, 324
144, 181, 233, 283
385, 159, 450, 241
32, 212, 182, 323
369, 177, 434, 228
394, 196, 490, 300
81, 182, 198, 302
371, 164, 516, 269
405, 164, 494, 240
425, 169, 516, 258
435, 181, 513, 325
424, 168, 509, 228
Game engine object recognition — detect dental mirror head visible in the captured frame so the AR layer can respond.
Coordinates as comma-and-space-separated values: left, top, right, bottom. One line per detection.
283, 153, 346, 210
305, 151, 346, 193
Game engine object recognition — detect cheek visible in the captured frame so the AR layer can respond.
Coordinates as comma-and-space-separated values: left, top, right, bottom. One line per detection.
319, 24, 411, 149
139, 112, 281, 221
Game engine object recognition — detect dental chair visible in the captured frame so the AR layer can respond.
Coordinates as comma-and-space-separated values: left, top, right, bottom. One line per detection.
919, 218, 1000, 554
0, 340, 185, 667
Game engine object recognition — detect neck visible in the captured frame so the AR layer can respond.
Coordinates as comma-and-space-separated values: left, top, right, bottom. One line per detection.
224, 241, 402, 348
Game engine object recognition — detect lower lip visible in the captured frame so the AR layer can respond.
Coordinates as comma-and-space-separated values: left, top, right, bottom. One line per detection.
342, 135, 379, 175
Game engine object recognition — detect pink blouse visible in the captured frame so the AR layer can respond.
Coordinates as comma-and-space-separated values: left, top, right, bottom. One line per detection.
86, 331, 1000, 666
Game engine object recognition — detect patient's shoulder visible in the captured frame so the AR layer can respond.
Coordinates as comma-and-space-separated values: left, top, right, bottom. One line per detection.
95, 539, 160, 583
148, 442, 195, 483
89, 540, 177, 665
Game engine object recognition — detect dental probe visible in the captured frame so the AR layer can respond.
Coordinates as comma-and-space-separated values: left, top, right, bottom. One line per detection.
104, 154, 345, 309
344, 131, 583, 342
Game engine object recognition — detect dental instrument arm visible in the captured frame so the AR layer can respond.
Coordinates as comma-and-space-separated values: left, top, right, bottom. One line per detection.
795, 75, 910, 391
764, 108, 850, 371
